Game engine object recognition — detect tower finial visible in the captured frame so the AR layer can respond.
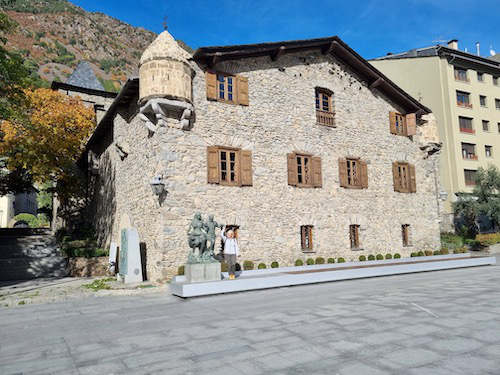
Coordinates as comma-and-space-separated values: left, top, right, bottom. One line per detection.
163, 16, 168, 31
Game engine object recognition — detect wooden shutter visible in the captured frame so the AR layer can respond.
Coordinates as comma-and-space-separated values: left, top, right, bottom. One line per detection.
338, 158, 348, 187
287, 153, 298, 186
389, 112, 397, 134
406, 113, 417, 136
206, 71, 217, 100
359, 160, 368, 189
237, 76, 249, 106
239, 150, 253, 186
392, 162, 401, 192
409, 164, 417, 193
207, 146, 219, 183
312, 156, 322, 188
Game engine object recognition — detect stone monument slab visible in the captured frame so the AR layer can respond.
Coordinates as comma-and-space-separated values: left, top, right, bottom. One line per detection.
204, 262, 221, 281
118, 228, 143, 283
185, 263, 205, 283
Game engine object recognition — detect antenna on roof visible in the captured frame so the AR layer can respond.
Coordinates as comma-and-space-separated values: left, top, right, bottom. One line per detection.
162, 16, 168, 31
490, 45, 496, 56
432, 39, 447, 45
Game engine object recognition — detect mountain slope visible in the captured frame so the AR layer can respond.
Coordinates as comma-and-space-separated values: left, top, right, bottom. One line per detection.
1, 0, 158, 91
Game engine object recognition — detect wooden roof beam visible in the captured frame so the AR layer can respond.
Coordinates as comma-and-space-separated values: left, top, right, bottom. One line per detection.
271, 46, 286, 61
321, 41, 338, 55
369, 77, 384, 89
207, 52, 221, 68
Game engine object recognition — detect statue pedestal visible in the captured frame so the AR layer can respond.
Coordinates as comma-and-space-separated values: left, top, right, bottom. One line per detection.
185, 262, 221, 283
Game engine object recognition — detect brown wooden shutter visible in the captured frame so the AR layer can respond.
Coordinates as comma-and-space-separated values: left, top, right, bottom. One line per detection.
406, 113, 417, 136
312, 156, 322, 188
389, 112, 397, 134
338, 158, 348, 187
287, 153, 298, 186
207, 146, 219, 183
360, 160, 368, 189
239, 150, 253, 186
409, 164, 417, 192
237, 76, 249, 106
206, 71, 217, 100
392, 162, 401, 192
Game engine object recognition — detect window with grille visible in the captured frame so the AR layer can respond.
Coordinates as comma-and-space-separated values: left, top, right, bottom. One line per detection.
402, 224, 410, 247
315, 88, 335, 126
349, 225, 360, 249
217, 74, 235, 103
219, 149, 239, 185
346, 159, 361, 187
296, 154, 312, 187
389, 112, 416, 137
464, 169, 477, 186
301, 225, 313, 251
392, 162, 416, 193
206, 146, 253, 187
287, 153, 322, 188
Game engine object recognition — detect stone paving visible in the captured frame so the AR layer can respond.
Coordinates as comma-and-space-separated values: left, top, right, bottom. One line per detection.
1, 261, 500, 374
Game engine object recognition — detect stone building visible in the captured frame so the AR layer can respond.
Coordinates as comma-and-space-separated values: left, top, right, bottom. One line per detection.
82, 31, 442, 283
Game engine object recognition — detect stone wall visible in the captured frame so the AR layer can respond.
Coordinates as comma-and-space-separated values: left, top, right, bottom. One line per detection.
68, 257, 111, 277
90, 51, 442, 283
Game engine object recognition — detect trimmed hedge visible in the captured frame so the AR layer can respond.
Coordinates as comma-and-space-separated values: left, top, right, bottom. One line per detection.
315, 257, 325, 264
271, 261, 279, 268
424, 250, 433, 256
337, 257, 345, 263
440, 249, 449, 255
177, 265, 185, 275
368, 254, 375, 261
411, 252, 417, 257
295, 259, 304, 266
243, 260, 254, 270
258, 263, 267, 269
359, 255, 366, 261
394, 253, 401, 259
385, 254, 392, 259
327, 258, 335, 264
433, 250, 441, 255
306, 258, 315, 265
476, 233, 500, 246
376, 254, 384, 260
417, 251, 424, 256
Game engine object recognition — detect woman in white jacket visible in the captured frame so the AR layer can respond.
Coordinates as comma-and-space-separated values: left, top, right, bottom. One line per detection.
220, 225, 239, 279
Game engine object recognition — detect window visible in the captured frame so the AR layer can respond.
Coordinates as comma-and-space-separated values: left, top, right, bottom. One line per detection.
315, 88, 335, 126
498, 123, 500, 133
287, 153, 322, 188
301, 225, 313, 251
461, 143, 477, 160
477, 72, 484, 82
485, 145, 492, 158
459, 116, 474, 133
480, 95, 487, 107
482, 120, 490, 132
402, 224, 410, 247
338, 158, 368, 189
389, 112, 416, 137
392, 162, 417, 193
205, 71, 249, 106
496, 99, 500, 110
456, 91, 471, 108
349, 225, 360, 249
454, 68, 468, 82
493, 77, 498, 86
206, 146, 253, 186
464, 169, 477, 186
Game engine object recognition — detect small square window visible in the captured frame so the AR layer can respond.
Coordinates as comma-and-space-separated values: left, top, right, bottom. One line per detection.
493, 77, 498, 86
479, 95, 487, 107
402, 224, 410, 247
496, 99, 500, 110
477, 72, 484, 82
482, 120, 490, 132
464, 169, 477, 186
485, 145, 492, 158
349, 225, 360, 249
301, 225, 313, 251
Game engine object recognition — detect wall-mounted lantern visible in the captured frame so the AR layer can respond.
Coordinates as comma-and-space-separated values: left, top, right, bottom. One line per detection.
150, 175, 165, 197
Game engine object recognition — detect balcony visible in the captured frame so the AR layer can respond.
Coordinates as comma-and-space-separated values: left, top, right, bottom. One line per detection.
460, 127, 475, 134
457, 102, 473, 109
316, 110, 335, 127
463, 154, 478, 160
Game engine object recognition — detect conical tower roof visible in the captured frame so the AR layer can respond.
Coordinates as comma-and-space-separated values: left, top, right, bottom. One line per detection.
140, 31, 191, 66
67, 61, 104, 91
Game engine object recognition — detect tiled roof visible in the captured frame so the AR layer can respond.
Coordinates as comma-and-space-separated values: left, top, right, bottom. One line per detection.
66, 61, 104, 91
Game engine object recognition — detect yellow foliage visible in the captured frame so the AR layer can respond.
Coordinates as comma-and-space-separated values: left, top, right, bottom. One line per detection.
0, 88, 95, 183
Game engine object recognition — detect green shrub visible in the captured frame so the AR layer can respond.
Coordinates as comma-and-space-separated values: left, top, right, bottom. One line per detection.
315, 257, 325, 264
258, 263, 267, 269
440, 249, 449, 255
271, 261, 279, 268
424, 250, 433, 256
306, 258, 315, 265
433, 250, 441, 255
177, 265, 185, 275
359, 255, 366, 261
440, 232, 465, 250
410, 252, 417, 257
337, 257, 345, 263
295, 259, 304, 266
385, 254, 392, 259
376, 254, 384, 260
368, 254, 375, 261
243, 260, 254, 270
475, 233, 500, 246
327, 258, 335, 264
394, 253, 401, 259
417, 251, 424, 256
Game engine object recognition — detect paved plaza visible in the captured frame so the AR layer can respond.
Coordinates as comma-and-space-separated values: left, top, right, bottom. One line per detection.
1, 261, 500, 374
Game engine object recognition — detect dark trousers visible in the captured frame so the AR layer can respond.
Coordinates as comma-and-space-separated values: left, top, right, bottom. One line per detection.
224, 254, 237, 276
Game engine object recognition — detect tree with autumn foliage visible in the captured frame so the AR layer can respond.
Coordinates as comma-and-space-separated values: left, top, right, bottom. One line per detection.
0, 88, 96, 218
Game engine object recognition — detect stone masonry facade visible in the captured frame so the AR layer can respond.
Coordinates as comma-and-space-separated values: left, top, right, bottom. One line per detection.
88, 43, 442, 283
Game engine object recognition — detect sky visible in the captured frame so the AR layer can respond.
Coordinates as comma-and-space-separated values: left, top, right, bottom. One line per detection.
71, 0, 500, 59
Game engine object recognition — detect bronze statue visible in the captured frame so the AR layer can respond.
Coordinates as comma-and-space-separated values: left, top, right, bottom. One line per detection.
187, 212, 208, 257
204, 214, 222, 255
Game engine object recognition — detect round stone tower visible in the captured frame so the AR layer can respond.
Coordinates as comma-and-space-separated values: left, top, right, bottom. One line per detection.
139, 31, 193, 105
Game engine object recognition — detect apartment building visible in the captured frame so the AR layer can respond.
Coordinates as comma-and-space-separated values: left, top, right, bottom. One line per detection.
371, 40, 500, 231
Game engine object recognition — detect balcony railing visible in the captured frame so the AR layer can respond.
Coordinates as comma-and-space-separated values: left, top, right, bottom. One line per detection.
462, 153, 478, 160
316, 110, 335, 127
457, 102, 473, 109
460, 127, 475, 134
